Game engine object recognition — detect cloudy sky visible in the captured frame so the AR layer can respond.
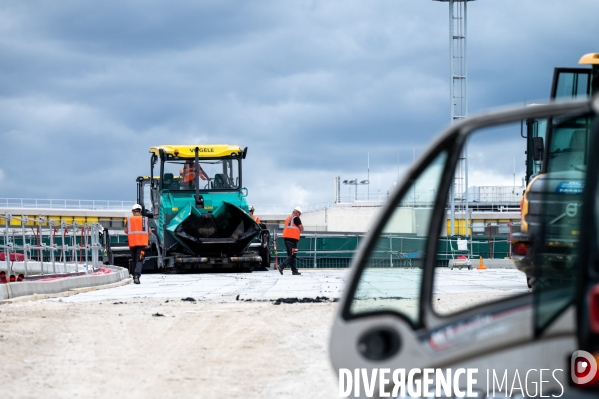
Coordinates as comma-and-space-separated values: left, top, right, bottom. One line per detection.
1, 0, 598, 209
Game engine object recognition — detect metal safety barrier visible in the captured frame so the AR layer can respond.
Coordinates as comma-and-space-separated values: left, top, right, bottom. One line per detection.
0, 198, 135, 211
0, 213, 104, 277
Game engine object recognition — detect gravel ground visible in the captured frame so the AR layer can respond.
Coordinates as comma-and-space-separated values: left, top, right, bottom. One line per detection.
0, 269, 529, 399
0, 296, 339, 399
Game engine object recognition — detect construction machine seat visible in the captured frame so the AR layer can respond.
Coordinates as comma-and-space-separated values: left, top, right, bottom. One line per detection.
162, 173, 180, 190
213, 174, 228, 189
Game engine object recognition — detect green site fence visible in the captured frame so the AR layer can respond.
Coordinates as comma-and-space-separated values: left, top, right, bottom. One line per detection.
100, 229, 512, 269
274, 234, 512, 269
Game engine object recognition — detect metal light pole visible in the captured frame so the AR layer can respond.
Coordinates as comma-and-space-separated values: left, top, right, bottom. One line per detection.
434, 0, 473, 238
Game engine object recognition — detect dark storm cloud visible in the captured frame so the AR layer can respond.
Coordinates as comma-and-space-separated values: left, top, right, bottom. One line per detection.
0, 0, 598, 206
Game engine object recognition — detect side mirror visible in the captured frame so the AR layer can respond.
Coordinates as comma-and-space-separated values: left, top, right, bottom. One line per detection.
532, 137, 544, 161
242, 147, 248, 159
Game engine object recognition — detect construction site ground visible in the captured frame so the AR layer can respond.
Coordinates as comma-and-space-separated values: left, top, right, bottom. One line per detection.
0, 269, 529, 399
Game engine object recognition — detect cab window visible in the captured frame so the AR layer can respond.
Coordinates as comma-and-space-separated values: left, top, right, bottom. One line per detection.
432, 122, 530, 316
161, 159, 240, 191
546, 117, 589, 174
346, 150, 448, 326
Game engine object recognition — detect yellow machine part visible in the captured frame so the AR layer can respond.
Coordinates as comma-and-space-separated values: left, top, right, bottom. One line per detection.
579, 53, 599, 65
149, 144, 243, 159
520, 174, 542, 233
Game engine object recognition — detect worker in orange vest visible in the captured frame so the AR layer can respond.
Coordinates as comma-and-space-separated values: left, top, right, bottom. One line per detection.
182, 160, 210, 187
277, 206, 304, 276
249, 206, 261, 224
125, 204, 149, 284
182, 161, 196, 183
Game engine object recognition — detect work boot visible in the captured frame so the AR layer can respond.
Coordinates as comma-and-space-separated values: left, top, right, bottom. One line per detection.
292, 270, 301, 276
133, 276, 140, 284
277, 265, 284, 275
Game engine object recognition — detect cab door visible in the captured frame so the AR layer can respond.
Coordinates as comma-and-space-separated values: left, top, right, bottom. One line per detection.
330, 98, 596, 397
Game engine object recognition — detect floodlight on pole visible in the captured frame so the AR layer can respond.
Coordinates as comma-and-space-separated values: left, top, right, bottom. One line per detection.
343, 178, 369, 201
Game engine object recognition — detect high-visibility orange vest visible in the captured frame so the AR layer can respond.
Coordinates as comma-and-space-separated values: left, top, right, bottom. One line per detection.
183, 162, 210, 182
252, 214, 261, 224
183, 163, 196, 183
126, 216, 149, 247
282, 214, 301, 240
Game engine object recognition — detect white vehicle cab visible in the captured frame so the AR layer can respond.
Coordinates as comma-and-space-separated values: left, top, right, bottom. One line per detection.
330, 97, 599, 398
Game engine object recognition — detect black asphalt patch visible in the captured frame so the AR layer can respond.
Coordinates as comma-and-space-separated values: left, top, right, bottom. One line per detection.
272, 296, 339, 305
181, 297, 196, 302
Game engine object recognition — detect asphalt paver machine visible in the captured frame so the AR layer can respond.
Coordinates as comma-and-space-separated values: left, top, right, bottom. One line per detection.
105, 144, 271, 273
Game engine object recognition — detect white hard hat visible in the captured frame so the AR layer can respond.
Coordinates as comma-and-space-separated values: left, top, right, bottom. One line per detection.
293, 206, 302, 214
132, 204, 142, 211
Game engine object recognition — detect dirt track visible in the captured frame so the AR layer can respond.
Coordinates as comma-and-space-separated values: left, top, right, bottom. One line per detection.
0, 297, 338, 399
0, 268, 529, 398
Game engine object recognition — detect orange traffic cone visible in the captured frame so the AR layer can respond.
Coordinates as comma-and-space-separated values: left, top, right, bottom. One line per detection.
477, 256, 487, 270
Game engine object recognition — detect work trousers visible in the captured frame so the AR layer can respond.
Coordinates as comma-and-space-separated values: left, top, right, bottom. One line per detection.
281, 239, 299, 272
129, 246, 146, 277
